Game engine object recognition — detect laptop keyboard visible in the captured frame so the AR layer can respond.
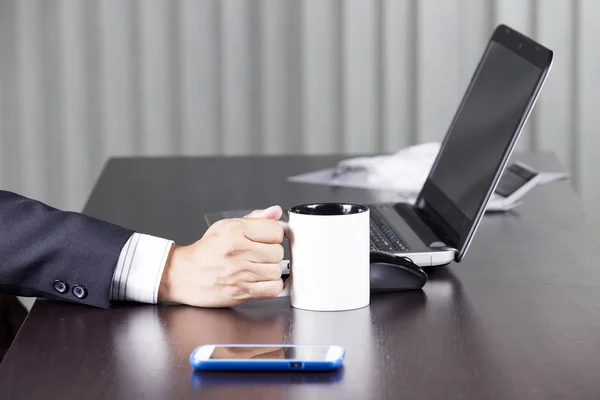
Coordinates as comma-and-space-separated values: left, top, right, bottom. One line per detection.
370, 206, 409, 252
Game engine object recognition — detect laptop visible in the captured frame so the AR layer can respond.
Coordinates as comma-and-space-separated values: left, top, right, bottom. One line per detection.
205, 24, 553, 269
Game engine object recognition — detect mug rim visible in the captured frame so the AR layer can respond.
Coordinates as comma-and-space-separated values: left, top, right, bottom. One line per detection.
288, 202, 369, 216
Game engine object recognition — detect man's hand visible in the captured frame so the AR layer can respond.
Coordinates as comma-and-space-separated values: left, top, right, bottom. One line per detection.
158, 205, 285, 307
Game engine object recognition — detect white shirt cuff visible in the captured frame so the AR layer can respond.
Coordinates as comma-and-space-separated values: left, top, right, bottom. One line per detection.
111, 233, 174, 304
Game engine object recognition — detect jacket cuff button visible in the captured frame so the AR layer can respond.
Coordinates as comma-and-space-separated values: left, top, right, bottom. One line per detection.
72, 284, 88, 299
53, 280, 68, 294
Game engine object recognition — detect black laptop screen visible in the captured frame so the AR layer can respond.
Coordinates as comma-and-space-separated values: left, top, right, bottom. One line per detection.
416, 25, 552, 260
430, 41, 540, 219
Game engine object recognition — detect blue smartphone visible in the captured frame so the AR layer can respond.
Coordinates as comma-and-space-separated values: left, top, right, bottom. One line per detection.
189, 344, 345, 372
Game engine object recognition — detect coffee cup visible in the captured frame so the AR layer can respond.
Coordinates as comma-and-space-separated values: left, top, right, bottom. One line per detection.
276, 203, 370, 311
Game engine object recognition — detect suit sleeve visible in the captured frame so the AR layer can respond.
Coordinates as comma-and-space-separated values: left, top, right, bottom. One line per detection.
0, 190, 135, 308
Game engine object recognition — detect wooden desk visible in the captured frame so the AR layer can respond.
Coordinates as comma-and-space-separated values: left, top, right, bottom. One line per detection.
1, 153, 600, 399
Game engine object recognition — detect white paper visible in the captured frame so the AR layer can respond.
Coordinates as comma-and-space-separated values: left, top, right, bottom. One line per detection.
536, 172, 570, 185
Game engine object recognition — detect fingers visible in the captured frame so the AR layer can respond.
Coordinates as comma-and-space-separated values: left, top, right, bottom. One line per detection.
219, 261, 281, 284
244, 205, 282, 220
244, 209, 262, 218
247, 263, 283, 281
240, 218, 285, 244
222, 262, 282, 283
247, 279, 284, 300
244, 242, 284, 264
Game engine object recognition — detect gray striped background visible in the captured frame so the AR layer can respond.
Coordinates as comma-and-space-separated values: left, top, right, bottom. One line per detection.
0, 0, 598, 227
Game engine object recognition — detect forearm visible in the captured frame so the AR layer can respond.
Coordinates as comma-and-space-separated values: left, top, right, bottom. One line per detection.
0, 190, 134, 308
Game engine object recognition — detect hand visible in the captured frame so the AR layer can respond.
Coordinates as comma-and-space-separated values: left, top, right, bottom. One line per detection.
158, 205, 285, 307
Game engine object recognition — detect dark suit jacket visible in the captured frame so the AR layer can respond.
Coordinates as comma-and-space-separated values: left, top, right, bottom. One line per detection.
0, 190, 134, 308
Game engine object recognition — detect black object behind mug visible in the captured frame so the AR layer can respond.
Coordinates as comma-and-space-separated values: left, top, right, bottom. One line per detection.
369, 251, 427, 293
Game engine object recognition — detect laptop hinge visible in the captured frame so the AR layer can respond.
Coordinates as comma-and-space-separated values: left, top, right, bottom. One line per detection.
412, 204, 460, 250
392, 203, 453, 249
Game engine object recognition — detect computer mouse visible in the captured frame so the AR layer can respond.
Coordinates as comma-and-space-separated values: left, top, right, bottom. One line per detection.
370, 251, 427, 293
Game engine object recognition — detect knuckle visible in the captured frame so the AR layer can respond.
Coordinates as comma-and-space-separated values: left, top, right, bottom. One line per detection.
220, 265, 240, 279
256, 244, 283, 263
267, 281, 283, 298
267, 244, 283, 263
211, 219, 226, 229
222, 245, 240, 258
220, 238, 246, 257
226, 283, 250, 300
225, 218, 247, 233
269, 264, 283, 279
213, 218, 241, 232
271, 221, 285, 242
264, 244, 284, 263
273, 244, 284, 260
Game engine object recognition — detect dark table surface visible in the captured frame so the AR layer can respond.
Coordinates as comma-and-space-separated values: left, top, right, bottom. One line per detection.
1, 152, 600, 399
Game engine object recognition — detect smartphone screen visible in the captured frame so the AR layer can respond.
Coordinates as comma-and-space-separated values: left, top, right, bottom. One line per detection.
190, 344, 345, 371
208, 345, 333, 361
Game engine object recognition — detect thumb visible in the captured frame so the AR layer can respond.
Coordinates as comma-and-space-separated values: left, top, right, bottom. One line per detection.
244, 205, 282, 220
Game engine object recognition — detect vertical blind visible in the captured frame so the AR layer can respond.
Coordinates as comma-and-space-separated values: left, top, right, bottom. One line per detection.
0, 0, 598, 225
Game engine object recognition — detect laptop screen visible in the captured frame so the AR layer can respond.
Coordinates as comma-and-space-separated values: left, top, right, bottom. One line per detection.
416, 25, 553, 261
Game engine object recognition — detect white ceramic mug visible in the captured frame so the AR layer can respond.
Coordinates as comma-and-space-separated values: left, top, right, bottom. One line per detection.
276, 203, 370, 311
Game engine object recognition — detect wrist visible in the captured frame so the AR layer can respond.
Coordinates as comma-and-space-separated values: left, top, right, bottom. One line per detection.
158, 244, 181, 303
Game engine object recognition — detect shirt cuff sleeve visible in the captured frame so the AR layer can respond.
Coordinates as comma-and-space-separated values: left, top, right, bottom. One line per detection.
110, 233, 174, 304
